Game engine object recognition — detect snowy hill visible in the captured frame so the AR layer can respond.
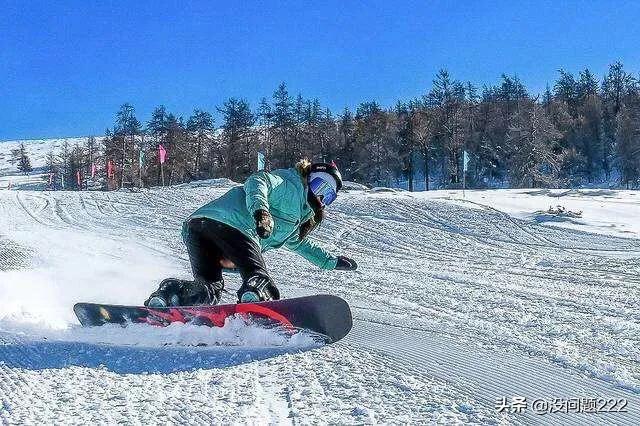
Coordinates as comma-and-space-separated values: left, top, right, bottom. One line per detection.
1, 180, 639, 423
0, 137, 91, 173
0, 137, 100, 190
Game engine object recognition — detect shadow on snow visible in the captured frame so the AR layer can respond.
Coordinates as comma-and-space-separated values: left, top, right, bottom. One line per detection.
0, 335, 321, 374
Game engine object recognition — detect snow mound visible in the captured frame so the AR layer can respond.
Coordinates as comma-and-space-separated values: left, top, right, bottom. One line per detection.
171, 178, 240, 189
341, 180, 369, 191
370, 186, 399, 193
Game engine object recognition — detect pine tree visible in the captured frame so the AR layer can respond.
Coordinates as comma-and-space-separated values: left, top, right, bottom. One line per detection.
12, 143, 33, 175
573, 70, 603, 183
554, 70, 579, 116
58, 140, 71, 189
394, 102, 415, 191
218, 98, 255, 180
355, 101, 391, 185
426, 69, 467, 185
45, 151, 59, 189
337, 108, 356, 180
271, 83, 295, 167
186, 109, 215, 179
616, 104, 640, 188
113, 103, 142, 188
601, 62, 637, 178
411, 108, 436, 190
147, 106, 169, 143
164, 113, 187, 184
257, 97, 273, 164
577, 68, 599, 99
507, 103, 562, 187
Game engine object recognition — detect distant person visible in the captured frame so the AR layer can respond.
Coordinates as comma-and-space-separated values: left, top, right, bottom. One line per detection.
145, 159, 357, 307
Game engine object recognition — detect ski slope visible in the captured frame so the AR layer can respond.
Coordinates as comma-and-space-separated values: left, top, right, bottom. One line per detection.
0, 182, 639, 424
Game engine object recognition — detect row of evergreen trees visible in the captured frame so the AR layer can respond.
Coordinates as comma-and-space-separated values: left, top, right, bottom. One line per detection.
39, 61, 640, 190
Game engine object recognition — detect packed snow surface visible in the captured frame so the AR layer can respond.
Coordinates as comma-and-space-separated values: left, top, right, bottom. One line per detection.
0, 176, 639, 423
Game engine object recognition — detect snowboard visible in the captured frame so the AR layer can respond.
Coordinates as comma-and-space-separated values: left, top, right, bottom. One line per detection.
73, 294, 352, 343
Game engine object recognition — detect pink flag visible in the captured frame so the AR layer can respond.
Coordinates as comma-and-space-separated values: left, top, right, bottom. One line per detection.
76, 170, 82, 187
107, 160, 114, 179
91, 163, 96, 178
158, 144, 167, 165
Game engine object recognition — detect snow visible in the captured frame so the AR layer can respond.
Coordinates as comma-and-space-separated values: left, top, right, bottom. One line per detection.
423, 188, 640, 238
0, 144, 639, 422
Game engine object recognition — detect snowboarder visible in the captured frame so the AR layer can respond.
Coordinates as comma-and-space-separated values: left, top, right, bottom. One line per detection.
145, 159, 358, 307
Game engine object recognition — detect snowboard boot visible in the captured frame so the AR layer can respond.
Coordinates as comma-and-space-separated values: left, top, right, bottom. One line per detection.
145, 278, 224, 307
236, 275, 280, 303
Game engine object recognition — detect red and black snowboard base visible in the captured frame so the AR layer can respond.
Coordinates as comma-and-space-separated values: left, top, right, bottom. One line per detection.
73, 294, 352, 343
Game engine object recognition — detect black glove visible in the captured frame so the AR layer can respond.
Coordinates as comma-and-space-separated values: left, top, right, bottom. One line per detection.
254, 209, 274, 239
335, 256, 357, 271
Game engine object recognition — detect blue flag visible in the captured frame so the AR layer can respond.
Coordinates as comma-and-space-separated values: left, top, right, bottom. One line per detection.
463, 150, 470, 173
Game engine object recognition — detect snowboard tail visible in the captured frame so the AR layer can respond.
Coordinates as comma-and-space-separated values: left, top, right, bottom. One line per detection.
73, 294, 352, 343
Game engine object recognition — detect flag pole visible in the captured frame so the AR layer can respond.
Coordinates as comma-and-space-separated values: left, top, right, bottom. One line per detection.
139, 149, 144, 188
463, 168, 466, 198
462, 150, 469, 199
158, 144, 166, 187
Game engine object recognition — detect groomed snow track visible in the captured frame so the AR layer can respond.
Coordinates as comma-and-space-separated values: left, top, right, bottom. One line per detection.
0, 186, 638, 424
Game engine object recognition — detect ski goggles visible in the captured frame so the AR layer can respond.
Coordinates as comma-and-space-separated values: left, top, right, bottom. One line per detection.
309, 176, 338, 206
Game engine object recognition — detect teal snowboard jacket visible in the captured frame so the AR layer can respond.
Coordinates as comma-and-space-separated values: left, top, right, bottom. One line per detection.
184, 168, 339, 270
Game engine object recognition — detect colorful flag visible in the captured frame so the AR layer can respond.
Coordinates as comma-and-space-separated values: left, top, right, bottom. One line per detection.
257, 152, 265, 171
91, 163, 96, 178
76, 170, 81, 188
107, 160, 114, 179
158, 144, 167, 165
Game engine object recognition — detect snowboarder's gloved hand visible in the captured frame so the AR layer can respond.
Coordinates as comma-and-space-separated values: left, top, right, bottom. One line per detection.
254, 209, 274, 239
335, 256, 357, 271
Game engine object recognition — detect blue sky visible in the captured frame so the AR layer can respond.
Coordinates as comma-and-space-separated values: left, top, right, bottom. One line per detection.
2, 0, 640, 140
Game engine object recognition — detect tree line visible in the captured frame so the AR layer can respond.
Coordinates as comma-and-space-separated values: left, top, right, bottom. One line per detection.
37, 61, 640, 190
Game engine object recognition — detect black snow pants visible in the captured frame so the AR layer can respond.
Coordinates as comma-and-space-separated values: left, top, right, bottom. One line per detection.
182, 217, 271, 285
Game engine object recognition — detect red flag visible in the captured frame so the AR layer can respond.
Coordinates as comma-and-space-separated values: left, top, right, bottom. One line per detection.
158, 144, 167, 165
91, 163, 96, 178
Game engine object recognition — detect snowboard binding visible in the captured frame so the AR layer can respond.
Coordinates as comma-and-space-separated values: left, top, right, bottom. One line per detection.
237, 275, 280, 303
145, 278, 224, 307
